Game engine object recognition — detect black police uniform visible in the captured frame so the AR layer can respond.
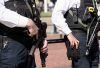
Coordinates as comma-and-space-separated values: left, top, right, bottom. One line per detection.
65, 0, 99, 68
0, 0, 36, 68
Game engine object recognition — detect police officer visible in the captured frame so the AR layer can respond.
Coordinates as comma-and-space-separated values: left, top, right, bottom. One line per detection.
0, 0, 48, 68
51, 0, 99, 68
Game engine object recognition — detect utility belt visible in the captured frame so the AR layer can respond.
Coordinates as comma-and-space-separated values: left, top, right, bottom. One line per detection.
0, 23, 27, 35
0, 30, 33, 50
0, 23, 33, 49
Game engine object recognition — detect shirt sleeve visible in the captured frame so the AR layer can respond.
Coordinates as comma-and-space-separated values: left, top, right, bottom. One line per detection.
51, 0, 72, 35
0, 0, 28, 28
51, 0, 80, 35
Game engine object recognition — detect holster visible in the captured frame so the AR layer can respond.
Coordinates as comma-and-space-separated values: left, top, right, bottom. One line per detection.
64, 35, 80, 61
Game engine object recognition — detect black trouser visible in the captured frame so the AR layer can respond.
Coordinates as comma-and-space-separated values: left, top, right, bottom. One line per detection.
71, 30, 99, 68
3, 1, 37, 68
0, 35, 28, 68
0, 33, 36, 68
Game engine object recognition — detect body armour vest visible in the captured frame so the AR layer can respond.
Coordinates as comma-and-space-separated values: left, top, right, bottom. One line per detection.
0, 0, 32, 35
64, 0, 93, 31
0, 0, 33, 48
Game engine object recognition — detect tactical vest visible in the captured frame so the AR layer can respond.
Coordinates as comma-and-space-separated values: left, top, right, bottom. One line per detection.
0, 0, 32, 35
64, 0, 93, 31
0, 0, 33, 48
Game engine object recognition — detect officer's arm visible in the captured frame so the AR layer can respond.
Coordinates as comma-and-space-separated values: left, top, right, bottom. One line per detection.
51, 0, 72, 35
51, 0, 79, 47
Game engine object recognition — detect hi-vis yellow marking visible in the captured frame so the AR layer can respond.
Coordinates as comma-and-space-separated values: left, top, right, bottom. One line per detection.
88, 7, 94, 12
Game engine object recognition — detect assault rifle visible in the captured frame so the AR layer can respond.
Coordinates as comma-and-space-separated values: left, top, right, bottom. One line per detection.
25, 0, 48, 68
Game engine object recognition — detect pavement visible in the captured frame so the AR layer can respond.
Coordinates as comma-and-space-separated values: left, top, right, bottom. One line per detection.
34, 34, 72, 68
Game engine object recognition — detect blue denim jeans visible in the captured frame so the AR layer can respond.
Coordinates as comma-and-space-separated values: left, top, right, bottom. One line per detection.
72, 30, 99, 68
0, 36, 28, 68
